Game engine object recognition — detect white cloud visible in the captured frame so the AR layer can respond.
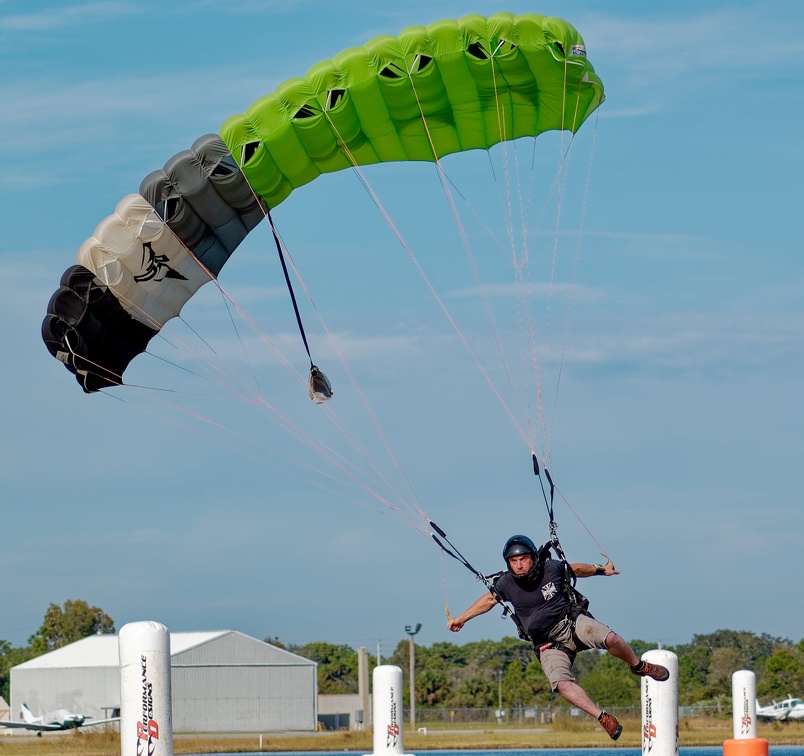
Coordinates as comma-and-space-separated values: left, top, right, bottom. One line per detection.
582, 6, 804, 77
445, 281, 604, 302
0, 68, 273, 149
566, 311, 804, 373
572, 5, 804, 121
157, 327, 428, 370
0, 2, 139, 32
597, 102, 666, 120
188, 0, 315, 14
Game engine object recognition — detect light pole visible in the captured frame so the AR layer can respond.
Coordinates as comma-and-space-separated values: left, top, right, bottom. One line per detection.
405, 623, 421, 729
495, 668, 504, 724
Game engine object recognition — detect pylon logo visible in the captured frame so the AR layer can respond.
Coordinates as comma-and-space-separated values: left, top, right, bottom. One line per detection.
741, 687, 752, 735
135, 654, 160, 756
386, 689, 399, 748
643, 687, 655, 753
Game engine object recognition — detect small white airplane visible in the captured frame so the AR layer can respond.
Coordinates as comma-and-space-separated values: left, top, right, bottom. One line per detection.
756, 696, 804, 721
1, 703, 120, 735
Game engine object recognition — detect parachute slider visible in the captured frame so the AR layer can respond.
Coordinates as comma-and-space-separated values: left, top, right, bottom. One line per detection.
308, 365, 333, 404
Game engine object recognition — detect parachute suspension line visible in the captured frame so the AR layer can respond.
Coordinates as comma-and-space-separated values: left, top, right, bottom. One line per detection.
485, 150, 498, 184
537, 75, 592, 460
95, 211, 314, 404
142, 212, 426, 526
109, 284, 251, 394
62, 332, 124, 386
272, 201, 426, 518
228, 159, 426, 524
554, 481, 611, 563
157, 286, 309, 402
176, 358, 428, 529
531, 453, 612, 567
548, 109, 600, 445
486, 53, 540, 452
97, 387, 127, 402
439, 548, 452, 623
322, 112, 530, 450
534, 70, 589, 463
131, 388, 429, 533
314, 384, 427, 524
145, 347, 237, 388
79, 195, 423, 533
396, 60, 531, 450
525, 55, 571, 450
176, 315, 218, 356
219, 282, 263, 397
488, 51, 570, 459
268, 185, 425, 520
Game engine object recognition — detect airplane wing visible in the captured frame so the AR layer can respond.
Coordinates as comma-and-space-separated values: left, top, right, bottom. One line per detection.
80, 717, 120, 728
1, 717, 119, 732
0, 721, 65, 732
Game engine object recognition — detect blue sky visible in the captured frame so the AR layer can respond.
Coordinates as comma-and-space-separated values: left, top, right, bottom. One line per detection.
2, 0, 803, 660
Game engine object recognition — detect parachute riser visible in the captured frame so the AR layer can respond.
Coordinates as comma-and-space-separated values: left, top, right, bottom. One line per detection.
531, 453, 577, 591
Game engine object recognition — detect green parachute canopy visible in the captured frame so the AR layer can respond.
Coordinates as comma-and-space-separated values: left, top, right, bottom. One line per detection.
43, 11, 603, 392
222, 12, 603, 208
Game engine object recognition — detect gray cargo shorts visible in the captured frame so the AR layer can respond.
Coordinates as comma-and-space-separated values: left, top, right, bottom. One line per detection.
538, 613, 613, 691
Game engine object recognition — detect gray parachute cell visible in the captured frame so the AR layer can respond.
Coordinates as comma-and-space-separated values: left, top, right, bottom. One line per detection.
139, 134, 266, 276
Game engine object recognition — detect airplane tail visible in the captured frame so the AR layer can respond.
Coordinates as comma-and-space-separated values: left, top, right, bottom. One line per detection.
20, 703, 37, 724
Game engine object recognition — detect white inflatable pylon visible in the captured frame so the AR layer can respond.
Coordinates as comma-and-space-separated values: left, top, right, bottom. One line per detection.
363, 665, 415, 756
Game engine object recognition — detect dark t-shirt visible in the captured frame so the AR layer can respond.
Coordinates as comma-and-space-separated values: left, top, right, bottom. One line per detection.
494, 559, 570, 643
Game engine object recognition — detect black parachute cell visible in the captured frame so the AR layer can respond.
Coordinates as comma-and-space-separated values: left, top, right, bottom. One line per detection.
41, 266, 158, 393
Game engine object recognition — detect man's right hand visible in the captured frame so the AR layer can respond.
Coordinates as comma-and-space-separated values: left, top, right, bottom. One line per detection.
447, 617, 464, 632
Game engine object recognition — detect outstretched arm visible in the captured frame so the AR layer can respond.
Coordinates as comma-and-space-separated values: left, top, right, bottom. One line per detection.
570, 561, 620, 578
447, 592, 498, 632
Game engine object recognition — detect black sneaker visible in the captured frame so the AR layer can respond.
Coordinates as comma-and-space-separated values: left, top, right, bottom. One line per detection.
598, 711, 622, 740
631, 660, 670, 681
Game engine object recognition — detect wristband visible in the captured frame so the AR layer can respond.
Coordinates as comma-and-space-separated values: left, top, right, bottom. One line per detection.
594, 564, 605, 576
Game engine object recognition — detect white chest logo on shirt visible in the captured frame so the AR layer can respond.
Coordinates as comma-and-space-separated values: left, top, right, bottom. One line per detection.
541, 581, 558, 601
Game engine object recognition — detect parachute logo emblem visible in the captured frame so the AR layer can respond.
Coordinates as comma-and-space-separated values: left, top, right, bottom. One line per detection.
134, 242, 188, 284
541, 581, 557, 601
570, 45, 586, 57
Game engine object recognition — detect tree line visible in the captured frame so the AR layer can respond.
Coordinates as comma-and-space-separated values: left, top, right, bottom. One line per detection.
3, 601, 804, 711
0, 599, 114, 700
277, 630, 804, 710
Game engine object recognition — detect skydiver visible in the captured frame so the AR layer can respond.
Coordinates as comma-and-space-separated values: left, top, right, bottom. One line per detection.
446, 535, 669, 740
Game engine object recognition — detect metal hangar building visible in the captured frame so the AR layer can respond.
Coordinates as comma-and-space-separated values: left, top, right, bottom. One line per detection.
9, 630, 317, 732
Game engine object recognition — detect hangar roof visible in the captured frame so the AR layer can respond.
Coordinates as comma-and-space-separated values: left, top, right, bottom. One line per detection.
12, 630, 313, 670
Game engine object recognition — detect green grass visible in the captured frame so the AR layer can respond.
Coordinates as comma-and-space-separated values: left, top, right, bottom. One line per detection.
1, 719, 802, 755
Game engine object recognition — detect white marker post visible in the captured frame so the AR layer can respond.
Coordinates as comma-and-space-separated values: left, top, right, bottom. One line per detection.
723, 670, 768, 756
640, 649, 678, 756
119, 621, 173, 756
363, 665, 414, 756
